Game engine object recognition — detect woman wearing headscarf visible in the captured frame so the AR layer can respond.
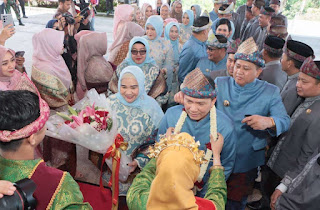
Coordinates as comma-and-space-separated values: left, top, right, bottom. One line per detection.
32, 28, 73, 108
131, 5, 144, 28
191, 4, 202, 18
0, 46, 34, 91
154, 0, 164, 15
179, 10, 194, 45
105, 65, 164, 196
141, 3, 153, 25
127, 133, 226, 210
77, 32, 114, 94
31, 28, 77, 177
144, 15, 174, 104
160, 3, 170, 20
164, 22, 181, 107
170, 0, 183, 23
108, 4, 145, 67
108, 37, 167, 104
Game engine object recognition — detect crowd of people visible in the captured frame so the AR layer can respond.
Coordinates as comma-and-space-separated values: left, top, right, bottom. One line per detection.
0, 0, 319, 209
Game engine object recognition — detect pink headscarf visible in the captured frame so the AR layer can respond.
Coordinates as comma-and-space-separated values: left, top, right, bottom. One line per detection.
32, 29, 71, 89
108, 21, 145, 63
77, 32, 113, 90
141, 3, 153, 20
113, 4, 134, 39
0, 46, 24, 90
75, 30, 93, 43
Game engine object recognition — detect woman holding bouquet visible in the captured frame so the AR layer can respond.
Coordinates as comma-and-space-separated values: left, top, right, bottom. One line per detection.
105, 65, 164, 196
108, 36, 167, 105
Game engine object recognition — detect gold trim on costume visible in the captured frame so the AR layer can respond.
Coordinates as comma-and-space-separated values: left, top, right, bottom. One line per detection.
28, 160, 44, 179
46, 172, 67, 210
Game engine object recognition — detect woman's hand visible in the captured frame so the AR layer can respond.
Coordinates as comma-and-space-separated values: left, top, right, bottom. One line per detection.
0, 180, 16, 198
210, 133, 224, 166
0, 24, 15, 45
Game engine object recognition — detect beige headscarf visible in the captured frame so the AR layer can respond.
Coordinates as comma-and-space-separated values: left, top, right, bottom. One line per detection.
147, 133, 204, 210
77, 32, 113, 90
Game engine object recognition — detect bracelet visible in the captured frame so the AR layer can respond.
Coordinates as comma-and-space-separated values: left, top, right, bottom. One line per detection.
270, 117, 276, 128
209, 165, 224, 173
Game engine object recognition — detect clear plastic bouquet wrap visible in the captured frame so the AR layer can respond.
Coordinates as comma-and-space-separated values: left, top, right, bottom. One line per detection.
46, 89, 131, 182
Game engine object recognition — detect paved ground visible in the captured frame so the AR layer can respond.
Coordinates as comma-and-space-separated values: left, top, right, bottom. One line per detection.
5, 6, 320, 185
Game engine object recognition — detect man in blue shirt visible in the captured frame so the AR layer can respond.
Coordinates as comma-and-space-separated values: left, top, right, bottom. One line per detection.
196, 33, 228, 77
178, 16, 210, 83
174, 37, 290, 209
158, 68, 236, 198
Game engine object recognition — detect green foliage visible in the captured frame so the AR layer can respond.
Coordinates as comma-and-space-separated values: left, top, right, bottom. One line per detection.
283, 0, 320, 20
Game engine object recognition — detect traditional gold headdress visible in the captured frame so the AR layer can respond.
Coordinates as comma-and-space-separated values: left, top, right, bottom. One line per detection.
148, 132, 206, 165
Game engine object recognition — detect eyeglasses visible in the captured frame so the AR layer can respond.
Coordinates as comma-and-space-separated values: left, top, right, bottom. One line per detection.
206, 46, 219, 52
131, 50, 147, 55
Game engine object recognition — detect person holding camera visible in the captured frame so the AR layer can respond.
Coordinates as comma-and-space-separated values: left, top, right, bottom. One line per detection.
0, 90, 92, 209
0, 180, 15, 198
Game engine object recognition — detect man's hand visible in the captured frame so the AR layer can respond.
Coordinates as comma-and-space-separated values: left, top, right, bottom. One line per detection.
0, 24, 15, 45
174, 91, 184, 105
270, 189, 282, 210
210, 133, 223, 166
0, 180, 16, 198
242, 115, 274, 130
128, 160, 138, 173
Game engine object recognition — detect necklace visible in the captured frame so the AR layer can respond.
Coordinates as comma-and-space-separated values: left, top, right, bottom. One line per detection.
174, 105, 217, 183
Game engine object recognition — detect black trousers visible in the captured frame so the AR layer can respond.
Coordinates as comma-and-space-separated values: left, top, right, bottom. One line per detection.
18, 0, 25, 16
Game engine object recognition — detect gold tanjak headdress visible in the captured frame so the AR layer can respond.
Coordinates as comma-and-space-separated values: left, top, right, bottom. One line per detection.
148, 132, 206, 165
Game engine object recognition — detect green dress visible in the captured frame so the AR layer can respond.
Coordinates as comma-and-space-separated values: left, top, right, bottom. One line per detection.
0, 156, 92, 210
126, 158, 227, 210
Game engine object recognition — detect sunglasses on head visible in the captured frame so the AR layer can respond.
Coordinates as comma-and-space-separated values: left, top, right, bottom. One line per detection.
131, 50, 147, 55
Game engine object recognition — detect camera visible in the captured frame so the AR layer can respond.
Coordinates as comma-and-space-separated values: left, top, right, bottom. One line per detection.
0, 178, 37, 210
62, 13, 76, 25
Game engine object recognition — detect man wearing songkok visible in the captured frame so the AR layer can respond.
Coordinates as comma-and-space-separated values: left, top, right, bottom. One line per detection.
267, 57, 320, 209
273, 152, 320, 210
259, 35, 287, 91
240, 5, 255, 41
241, 0, 265, 41
127, 132, 227, 210
196, 32, 229, 77
209, 0, 228, 22
0, 90, 92, 209
253, 6, 275, 51
159, 68, 236, 198
213, 37, 290, 209
269, 0, 288, 27
210, 39, 241, 80
280, 40, 314, 116
178, 16, 211, 83
236, 0, 254, 33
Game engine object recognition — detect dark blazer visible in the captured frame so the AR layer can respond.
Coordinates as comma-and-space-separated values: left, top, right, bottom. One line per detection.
259, 62, 287, 92
270, 100, 320, 178
280, 76, 304, 116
